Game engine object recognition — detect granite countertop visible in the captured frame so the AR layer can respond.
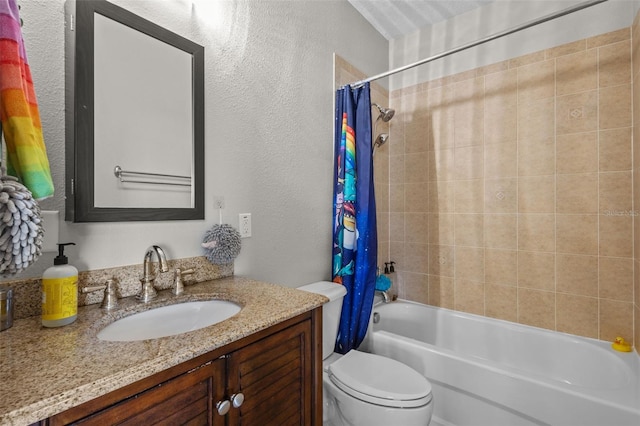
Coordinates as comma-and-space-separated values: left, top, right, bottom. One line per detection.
0, 277, 327, 425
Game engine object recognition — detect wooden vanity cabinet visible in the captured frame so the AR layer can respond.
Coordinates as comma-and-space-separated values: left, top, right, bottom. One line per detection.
43, 308, 322, 426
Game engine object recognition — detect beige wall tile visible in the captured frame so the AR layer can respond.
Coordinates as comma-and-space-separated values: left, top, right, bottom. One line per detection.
375, 176, 390, 212
389, 241, 405, 268
485, 249, 517, 285
599, 256, 633, 301
545, 39, 585, 59
636, 260, 640, 307
598, 40, 631, 88
557, 254, 598, 297
556, 49, 597, 96
389, 212, 405, 242
556, 90, 598, 135
428, 275, 454, 309
556, 132, 598, 174
455, 214, 484, 247
485, 142, 517, 178
486, 284, 517, 322
599, 299, 633, 342
599, 171, 632, 213
518, 175, 555, 213
404, 242, 429, 274
455, 179, 484, 213
428, 91, 455, 151
454, 279, 485, 315
428, 180, 455, 213
428, 244, 454, 277
476, 60, 509, 77
485, 178, 517, 213
428, 213, 454, 246
405, 213, 429, 244
389, 154, 405, 184
484, 69, 517, 144
454, 78, 484, 147
405, 182, 429, 212
454, 146, 484, 180
485, 214, 517, 249
518, 214, 555, 252
404, 109, 431, 153
556, 173, 598, 214
455, 246, 485, 282
429, 148, 455, 182
518, 136, 555, 176
518, 288, 555, 329
517, 59, 555, 103
587, 27, 630, 49
599, 83, 632, 130
599, 128, 632, 171
517, 251, 555, 291
390, 183, 404, 213
405, 152, 429, 183
556, 293, 598, 338
509, 50, 546, 68
556, 214, 598, 255
635, 306, 640, 350
390, 117, 406, 154
401, 272, 429, 305
518, 98, 555, 140
599, 215, 633, 258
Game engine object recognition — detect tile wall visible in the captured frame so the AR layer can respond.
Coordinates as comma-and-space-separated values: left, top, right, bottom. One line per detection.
387, 27, 635, 344
633, 12, 640, 354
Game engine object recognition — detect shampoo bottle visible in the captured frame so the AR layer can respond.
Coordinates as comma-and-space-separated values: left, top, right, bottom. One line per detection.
42, 243, 78, 328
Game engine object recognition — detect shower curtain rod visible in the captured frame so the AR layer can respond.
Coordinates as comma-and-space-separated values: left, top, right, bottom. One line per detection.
349, 0, 608, 88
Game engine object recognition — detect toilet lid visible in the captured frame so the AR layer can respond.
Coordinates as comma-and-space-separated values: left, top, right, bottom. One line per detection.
328, 351, 432, 408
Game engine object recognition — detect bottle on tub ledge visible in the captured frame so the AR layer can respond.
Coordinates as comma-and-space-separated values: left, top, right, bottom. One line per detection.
375, 261, 398, 302
42, 243, 78, 328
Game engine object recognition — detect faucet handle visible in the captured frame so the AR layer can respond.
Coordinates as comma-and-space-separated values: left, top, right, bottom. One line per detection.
172, 268, 195, 295
101, 279, 119, 310
80, 279, 118, 310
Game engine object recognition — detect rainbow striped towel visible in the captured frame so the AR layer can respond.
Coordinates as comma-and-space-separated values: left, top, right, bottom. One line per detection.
0, 0, 54, 200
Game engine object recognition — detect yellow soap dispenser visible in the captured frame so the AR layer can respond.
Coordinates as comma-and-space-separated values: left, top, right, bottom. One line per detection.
42, 243, 78, 328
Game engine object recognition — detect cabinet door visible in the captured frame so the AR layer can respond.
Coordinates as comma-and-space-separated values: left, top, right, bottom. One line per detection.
50, 359, 226, 426
226, 320, 312, 426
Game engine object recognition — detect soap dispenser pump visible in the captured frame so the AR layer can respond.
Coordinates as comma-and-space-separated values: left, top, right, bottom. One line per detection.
42, 243, 78, 327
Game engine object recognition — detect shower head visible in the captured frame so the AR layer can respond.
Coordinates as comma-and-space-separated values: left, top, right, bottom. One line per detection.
373, 133, 389, 155
372, 103, 395, 122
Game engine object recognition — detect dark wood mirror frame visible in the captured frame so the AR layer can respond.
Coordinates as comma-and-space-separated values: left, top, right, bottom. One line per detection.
65, 0, 205, 222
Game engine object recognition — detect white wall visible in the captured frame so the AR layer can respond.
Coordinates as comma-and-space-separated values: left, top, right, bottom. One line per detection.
389, 0, 636, 90
7, 0, 388, 287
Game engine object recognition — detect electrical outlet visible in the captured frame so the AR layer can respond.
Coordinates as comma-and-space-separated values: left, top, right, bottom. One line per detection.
239, 213, 251, 238
213, 196, 225, 209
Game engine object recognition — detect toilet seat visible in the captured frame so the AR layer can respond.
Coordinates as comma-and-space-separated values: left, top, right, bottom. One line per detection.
328, 350, 432, 408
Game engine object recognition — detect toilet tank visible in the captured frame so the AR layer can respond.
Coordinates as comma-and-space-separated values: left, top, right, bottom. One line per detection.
298, 281, 346, 360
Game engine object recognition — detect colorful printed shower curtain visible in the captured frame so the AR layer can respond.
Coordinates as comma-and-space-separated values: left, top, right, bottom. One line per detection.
332, 82, 377, 354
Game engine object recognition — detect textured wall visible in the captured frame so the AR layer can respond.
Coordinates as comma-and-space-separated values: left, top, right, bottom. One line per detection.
6, 0, 388, 287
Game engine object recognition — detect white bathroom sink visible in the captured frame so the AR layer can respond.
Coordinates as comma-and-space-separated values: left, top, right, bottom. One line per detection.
97, 300, 241, 341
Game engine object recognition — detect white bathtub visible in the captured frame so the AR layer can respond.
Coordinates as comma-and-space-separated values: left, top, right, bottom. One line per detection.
363, 300, 640, 426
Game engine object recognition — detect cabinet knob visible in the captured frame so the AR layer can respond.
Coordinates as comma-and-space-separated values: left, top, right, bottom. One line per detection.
231, 392, 245, 408
216, 399, 230, 415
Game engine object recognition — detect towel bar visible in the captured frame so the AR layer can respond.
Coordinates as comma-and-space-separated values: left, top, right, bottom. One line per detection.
113, 165, 191, 187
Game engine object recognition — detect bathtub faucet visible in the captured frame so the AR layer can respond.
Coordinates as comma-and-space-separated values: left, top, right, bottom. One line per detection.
376, 290, 391, 303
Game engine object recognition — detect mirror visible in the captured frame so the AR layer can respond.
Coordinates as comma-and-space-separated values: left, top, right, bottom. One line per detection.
65, 0, 204, 222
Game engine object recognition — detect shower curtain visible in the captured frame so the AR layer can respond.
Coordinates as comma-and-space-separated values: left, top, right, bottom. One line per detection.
332, 82, 377, 354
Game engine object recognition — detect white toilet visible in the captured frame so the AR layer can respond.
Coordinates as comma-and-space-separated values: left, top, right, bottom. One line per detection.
299, 281, 433, 426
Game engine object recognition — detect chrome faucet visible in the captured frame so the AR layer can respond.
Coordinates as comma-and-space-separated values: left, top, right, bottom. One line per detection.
137, 245, 169, 302
376, 290, 391, 303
